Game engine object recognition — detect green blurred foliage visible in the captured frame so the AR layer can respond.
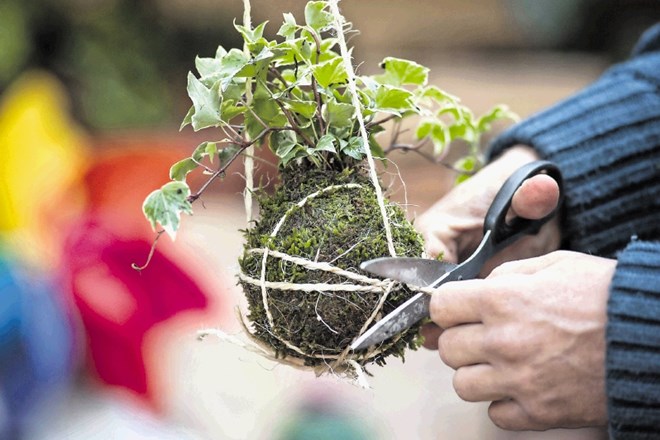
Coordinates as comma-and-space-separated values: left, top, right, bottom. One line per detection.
0, 0, 240, 131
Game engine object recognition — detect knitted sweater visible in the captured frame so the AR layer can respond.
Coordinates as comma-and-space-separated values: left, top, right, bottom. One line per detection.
488, 24, 660, 439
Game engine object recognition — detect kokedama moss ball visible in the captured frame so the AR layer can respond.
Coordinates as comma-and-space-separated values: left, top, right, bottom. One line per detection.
239, 163, 425, 367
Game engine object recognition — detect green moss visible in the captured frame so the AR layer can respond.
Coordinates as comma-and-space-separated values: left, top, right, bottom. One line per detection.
239, 162, 425, 367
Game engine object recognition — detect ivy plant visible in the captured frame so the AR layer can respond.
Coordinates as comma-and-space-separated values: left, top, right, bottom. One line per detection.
142, 1, 516, 240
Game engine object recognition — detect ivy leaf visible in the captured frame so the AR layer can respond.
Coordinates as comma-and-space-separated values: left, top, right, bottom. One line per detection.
341, 136, 365, 160
192, 141, 218, 163
277, 12, 298, 39
180, 106, 194, 131
280, 145, 305, 167
416, 119, 447, 156
477, 105, 518, 132
375, 57, 429, 87
373, 85, 415, 114
304, 1, 333, 32
270, 130, 298, 158
276, 38, 314, 65
311, 57, 347, 88
143, 181, 193, 240
195, 56, 223, 81
169, 158, 198, 181
449, 121, 477, 144
234, 20, 268, 44
245, 82, 287, 138
220, 100, 246, 122
420, 85, 459, 104
218, 145, 240, 164
318, 38, 339, 62
284, 99, 317, 119
368, 135, 385, 159
454, 156, 479, 184
313, 134, 336, 153
322, 100, 354, 129
186, 72, 222, 131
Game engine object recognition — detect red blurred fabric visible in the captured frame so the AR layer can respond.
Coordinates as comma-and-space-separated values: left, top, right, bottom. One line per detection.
58, 143, 215, 407
61, 218, 209, 404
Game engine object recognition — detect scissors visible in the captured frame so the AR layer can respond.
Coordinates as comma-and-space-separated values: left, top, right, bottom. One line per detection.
351, 160, 563, 351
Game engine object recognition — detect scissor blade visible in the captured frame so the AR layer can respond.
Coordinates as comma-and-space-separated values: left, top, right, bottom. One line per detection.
360, 257, 457, 287
350, 292, 430, 351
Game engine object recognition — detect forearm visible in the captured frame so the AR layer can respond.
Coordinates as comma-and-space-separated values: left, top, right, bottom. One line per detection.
487, 25, 660, 257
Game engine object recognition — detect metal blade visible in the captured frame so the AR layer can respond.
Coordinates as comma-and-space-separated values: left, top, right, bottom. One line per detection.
350, 292, 430, 351
360, 257, 457, 287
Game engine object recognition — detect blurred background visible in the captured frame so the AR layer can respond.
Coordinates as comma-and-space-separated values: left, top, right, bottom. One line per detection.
1, 1, 658, 439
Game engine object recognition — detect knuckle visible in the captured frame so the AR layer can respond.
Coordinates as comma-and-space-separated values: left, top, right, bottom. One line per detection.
437, 332, 451, 362
488, 404, 519, 431
437, 330, 457, 368
452, 369, 477, 402
429, 292, 449, 327
483, 325, 522, 361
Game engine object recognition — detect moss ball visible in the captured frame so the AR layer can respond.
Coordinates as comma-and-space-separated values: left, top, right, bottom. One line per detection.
239, 164, 425, 367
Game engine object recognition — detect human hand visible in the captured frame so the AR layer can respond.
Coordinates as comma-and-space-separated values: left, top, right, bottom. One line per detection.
416, 146, 562, 271
427, 251, 616, 430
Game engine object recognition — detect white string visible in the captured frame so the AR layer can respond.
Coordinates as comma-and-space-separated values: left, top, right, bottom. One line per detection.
327, 0, 397, 258
243, 0, 255, 222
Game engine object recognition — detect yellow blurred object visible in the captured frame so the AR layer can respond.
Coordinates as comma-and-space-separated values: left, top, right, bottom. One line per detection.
0, 71, 88, 267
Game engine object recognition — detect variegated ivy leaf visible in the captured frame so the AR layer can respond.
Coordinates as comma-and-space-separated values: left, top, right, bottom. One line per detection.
271, 130, 298, 159
186, 72, 222, 131
341, 136, 365, 160
322, 100, 354, 128
313, 134, 336, 153
304, 1, 333, 32
277, 12, 298, 40
193, 141, 218, 163
170, 158, 198, 181
311, 57, 347, 88
143, 181, 193, 240
375, 57, 429, 87
372, 84, 415, 115
477, 105, 519, 132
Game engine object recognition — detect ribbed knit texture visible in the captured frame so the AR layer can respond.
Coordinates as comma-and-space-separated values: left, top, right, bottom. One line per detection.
488, 24, 660, 440
607, 240, 660, 439
489, 25, 660, 258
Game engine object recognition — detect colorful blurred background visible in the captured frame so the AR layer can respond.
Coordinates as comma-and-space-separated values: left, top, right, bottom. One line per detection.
1, 1, 659, 439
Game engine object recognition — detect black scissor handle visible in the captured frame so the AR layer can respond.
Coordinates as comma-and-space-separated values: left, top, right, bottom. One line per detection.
484, 160, 563, 252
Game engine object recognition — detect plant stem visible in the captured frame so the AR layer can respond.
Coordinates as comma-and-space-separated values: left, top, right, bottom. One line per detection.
365, 114, 398, 129
187, 127, 274, 203
131, 230, 165, 272
275, 100, 315, 147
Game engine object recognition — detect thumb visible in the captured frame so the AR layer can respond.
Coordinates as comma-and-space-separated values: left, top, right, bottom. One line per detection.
510, 174, 560, 220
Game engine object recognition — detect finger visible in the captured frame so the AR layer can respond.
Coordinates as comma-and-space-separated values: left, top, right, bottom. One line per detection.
438, 324, 487, 369
420, 323, 443, 350
510, 174, 560, 220
488, 399, 534, 431
430, 280, 484, 328
452, 364, 508, 402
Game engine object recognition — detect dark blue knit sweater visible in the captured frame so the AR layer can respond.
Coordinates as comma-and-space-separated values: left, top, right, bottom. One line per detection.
488, 24, 660, 439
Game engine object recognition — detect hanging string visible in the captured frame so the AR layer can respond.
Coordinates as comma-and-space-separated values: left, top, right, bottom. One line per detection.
242, 0, 255, 223
327, 0, 397, 258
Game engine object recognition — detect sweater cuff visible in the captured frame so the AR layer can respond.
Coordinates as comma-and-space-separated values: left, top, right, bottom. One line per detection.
487, 49, 660, 256
606, 240, 660, 439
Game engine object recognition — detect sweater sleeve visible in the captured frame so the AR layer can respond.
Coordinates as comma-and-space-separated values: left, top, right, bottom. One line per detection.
487, 24, 660, 257
606, 240, 660, 439
487, 24, 660, 439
